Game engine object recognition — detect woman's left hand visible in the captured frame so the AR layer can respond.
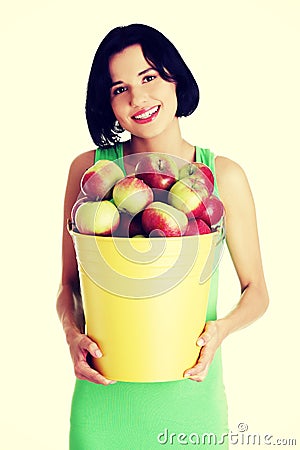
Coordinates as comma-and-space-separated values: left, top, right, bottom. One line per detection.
183, 320, 225, 382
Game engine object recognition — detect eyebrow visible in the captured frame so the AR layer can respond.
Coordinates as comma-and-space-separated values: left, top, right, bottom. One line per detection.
110, 67, 156, 88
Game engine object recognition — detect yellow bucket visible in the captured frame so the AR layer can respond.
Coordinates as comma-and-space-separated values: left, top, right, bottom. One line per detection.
69, 226, 223, 382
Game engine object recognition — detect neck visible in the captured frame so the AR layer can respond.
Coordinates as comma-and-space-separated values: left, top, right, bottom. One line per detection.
125, 118, 195, 161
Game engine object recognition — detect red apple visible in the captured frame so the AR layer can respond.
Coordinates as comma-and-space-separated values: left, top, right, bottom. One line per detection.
74, 200, 120, 236
198, 195, 224, 227
142, 201, 188, 237
197, 162, 215, 187
113, 176, 154, 216
135, 153, 178, 190
168, 176, 210, 219
179, 162, 214, 195
184, 218, 211, 236
80, 159, 124, 200
113, 211, 145, 237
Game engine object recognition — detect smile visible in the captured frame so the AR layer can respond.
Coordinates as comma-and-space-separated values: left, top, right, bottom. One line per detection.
132, 106, 160, 123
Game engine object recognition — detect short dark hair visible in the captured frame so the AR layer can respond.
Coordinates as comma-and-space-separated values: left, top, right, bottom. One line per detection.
85, 24, 200, 148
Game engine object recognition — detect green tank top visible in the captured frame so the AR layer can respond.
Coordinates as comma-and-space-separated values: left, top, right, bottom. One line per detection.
69, 143, 228, 450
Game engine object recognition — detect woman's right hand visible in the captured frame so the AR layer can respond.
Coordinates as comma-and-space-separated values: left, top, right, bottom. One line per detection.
69, 331, 117, 385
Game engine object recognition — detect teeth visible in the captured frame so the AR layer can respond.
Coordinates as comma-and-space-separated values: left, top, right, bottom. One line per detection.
134, 106, 159, 120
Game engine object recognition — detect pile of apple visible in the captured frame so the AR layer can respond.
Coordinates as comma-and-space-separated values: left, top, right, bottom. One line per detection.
71, 153, 224, 238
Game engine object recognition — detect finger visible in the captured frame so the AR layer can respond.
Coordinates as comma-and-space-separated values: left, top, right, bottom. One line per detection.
75, 360, 116, 385
87, 341, 102, 358
184, 362, 203, 378
184, 348, 211, 378
188, 371, 208, 382
184, 361, 209, 382
196, 330, 212, 347
79, 336, 103, 358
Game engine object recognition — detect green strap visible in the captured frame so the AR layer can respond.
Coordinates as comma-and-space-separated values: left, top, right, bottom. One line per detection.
94, 142, 125, 174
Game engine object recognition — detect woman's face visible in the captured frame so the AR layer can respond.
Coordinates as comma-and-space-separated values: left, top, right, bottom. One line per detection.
109, 44, 178, 140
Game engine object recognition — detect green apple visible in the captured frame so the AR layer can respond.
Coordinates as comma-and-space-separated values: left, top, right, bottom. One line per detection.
75, 200, 120, 235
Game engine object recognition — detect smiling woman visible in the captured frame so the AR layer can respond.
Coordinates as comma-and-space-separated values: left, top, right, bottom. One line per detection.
85, 24, 199, 147
57, 23, 269, 450
109, 45, 178, 141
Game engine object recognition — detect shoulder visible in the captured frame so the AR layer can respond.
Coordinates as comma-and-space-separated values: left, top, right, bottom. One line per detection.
215, 155, 249, 189
64, 149, 96, 207
214, 155, 253, 208
68, 149, 95, 176
215, 155, 247, 181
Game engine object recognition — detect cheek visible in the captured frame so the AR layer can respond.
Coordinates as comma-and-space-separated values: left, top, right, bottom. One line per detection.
163, 83, 177, 106
167, 87, 178, 114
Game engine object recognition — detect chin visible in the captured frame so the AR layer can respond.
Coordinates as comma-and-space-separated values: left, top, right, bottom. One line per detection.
131, 117, 177, 141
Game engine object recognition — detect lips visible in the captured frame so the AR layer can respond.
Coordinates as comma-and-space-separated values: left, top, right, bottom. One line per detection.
131, 105, 160, 124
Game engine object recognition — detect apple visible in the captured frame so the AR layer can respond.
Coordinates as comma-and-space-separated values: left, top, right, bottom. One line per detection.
179, 162, 214, 195
70, 195, 89, 225
184, 218, 211, 236
74, 200, 120, 236
113, 211, 145, 237
168, 176, 209, 219
135, 153, 178, 190
197, 163, 215, 188
142, 201, 188, 237
80, 159, 124, 200
198, 194, 225, 227
113, 176, 154, 216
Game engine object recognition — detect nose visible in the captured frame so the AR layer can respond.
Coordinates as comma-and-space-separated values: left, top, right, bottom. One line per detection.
129, 85, 148, 107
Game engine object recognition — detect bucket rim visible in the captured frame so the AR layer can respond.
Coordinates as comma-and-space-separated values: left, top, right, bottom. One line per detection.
68, 228, 220, 241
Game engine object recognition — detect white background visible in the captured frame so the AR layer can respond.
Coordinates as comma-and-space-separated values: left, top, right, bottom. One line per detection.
1, 1, 299, 449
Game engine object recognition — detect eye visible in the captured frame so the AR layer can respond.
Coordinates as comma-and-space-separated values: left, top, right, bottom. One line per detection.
112, 86, 127, 96
143, 75, 156, 83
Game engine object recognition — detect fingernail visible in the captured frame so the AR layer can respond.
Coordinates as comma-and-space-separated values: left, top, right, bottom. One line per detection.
197, 338, 204, 346
95, 350, 102, 358
184, 372, 191, 378
109, 381, 117, 384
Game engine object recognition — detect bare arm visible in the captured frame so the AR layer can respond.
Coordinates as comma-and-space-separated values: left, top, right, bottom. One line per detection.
215, 156, 269, 336
56, 151, 116, 385
185, 156, 269, 380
